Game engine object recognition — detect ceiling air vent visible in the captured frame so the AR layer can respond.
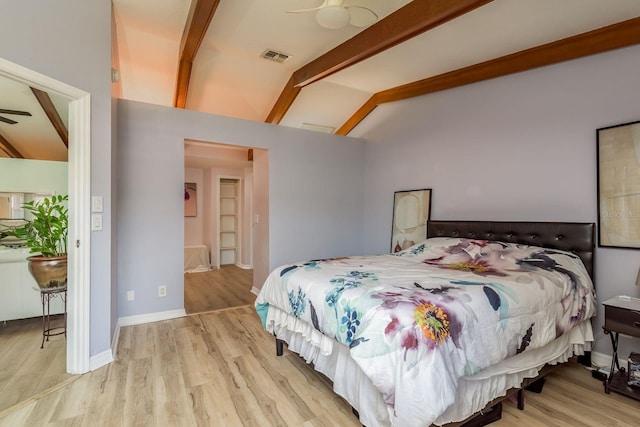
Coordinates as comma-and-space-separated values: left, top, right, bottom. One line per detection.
261, 49, 291, 64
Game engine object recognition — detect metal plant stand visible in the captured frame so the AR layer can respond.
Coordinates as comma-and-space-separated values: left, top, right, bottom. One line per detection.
38, 286, 67, 348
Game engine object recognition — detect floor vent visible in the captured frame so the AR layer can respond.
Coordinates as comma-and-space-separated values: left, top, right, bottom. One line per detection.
261, 49, 291, 64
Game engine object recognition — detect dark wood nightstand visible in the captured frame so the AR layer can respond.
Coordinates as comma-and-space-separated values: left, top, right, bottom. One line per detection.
602, 296, 640, 401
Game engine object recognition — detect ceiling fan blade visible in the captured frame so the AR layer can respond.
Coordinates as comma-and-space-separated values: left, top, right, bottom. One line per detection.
0, 109, 32, 116
287, 0, 330, 13
345, 5, 378, 27
286, 7, 324, 13
0, 116, 18, 125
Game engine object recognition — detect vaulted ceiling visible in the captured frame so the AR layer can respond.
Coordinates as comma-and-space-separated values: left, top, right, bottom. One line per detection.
2, 1, 639, 163
0, 76, 69, 161
112, 0, 640, 139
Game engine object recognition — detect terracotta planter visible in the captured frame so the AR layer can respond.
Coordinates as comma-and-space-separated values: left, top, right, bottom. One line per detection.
27, 255, 68, 289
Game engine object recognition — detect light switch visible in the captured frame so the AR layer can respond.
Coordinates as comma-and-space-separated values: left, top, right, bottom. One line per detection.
91, 213, 103, 231
92, 196, 103, 213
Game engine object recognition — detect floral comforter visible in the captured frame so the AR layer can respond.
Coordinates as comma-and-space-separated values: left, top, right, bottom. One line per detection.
255, 238, 596, 426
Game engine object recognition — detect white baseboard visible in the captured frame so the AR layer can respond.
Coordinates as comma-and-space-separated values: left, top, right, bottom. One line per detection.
89, 348, 114, 371
592, 351, 609, 369
236, 263, 253, 270
591, 350, 621, 372
88, 309, 185, 371
110, 318, 121, 361
118, 309, 187, 327
251, 287, 260, 296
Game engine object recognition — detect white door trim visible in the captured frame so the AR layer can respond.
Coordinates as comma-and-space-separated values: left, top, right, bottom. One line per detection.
0, 57, 91, 374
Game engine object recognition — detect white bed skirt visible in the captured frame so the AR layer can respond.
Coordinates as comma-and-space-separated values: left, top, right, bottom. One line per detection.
268, 307, 593, 427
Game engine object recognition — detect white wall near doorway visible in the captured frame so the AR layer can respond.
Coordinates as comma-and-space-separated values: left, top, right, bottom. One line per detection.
184, 168, 204, 247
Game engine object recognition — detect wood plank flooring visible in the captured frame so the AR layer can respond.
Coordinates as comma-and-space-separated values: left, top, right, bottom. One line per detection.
184, 266, 255, 314
0, 264, 253, 419
0, 315, 70, 414
1, 306, 639, 426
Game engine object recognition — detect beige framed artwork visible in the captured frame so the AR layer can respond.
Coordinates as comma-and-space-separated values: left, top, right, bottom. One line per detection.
597, 120, 640, 248
391, 188, 432, 253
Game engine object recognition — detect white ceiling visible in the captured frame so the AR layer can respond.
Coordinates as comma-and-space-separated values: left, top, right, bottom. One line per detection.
112, 0, 640, 140
0, 76, 69, 162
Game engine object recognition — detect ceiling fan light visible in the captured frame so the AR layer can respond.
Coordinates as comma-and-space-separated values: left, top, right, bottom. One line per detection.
315, 6, 350, 29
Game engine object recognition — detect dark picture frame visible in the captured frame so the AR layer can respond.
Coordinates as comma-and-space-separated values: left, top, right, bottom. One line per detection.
391, 188, 432, 253
597, 120, 640, 248
184, 182, 197, 217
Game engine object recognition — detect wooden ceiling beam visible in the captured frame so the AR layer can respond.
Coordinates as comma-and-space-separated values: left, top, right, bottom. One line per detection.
337, 17, 640, 135
0, 133, 24, 158
265, 0, 493, 124
265, 74, 302, 125
336, 95, 380, 136
30, 87, 68, 148
174, 0, 221, 109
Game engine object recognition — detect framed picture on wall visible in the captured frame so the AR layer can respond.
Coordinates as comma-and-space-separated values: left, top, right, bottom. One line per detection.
184, 182, 197, 217
391, 188, 432, 253
597, 120, 640, 248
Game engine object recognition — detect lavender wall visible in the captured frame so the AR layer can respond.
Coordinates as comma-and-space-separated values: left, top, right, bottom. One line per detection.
1, 0, 113, 357
354, 45, 640, 358
117, 100, 365, 317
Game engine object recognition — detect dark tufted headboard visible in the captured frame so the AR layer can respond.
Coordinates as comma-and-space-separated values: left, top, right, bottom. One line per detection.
427, 220, 596, 280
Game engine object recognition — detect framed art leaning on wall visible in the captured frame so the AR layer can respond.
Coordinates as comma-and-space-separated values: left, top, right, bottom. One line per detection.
597, 120, 640, 248
391, 188, 432, 253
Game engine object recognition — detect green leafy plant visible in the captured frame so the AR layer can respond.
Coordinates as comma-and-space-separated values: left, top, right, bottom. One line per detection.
10, 195, 68, 257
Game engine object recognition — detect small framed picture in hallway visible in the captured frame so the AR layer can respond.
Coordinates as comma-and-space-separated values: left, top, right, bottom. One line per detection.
184, 182, 197, 217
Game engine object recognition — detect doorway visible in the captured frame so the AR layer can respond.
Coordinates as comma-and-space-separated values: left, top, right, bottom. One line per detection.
0, 57, 91, 375
183, 141, 256, 314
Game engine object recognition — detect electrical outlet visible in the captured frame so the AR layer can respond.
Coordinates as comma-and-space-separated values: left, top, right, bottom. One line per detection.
127, 290, 135, 301
158, 285, 167, 297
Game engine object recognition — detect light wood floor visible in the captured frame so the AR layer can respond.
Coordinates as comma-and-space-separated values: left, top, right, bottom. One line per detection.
0, 315, 70, 414
184, 265, 255, 314
0, 264, 252, 418
1, 306, 639, 426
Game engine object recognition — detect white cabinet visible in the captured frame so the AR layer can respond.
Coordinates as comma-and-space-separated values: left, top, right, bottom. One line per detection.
0, 258, 64, 322
219, 179, 239, 266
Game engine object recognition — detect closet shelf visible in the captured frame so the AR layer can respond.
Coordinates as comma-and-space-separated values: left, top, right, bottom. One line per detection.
219, 179, 239, 267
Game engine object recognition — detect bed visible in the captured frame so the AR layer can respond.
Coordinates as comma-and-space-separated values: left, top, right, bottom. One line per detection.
255, 220, 596, 426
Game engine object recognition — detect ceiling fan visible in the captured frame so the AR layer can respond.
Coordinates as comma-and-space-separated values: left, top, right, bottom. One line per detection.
288, 0, 379, 30
0, 109, 32, 125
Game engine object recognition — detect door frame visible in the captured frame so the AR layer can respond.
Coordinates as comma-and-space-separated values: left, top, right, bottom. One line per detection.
0, 57, 91, 374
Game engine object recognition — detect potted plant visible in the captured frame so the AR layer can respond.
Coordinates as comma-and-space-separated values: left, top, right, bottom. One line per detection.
9, 194, 68, 289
